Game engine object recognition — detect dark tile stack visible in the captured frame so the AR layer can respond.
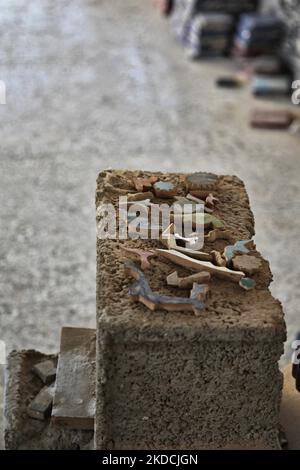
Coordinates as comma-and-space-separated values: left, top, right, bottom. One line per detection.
267, 0, 300, 78
192, 0, 259, 15
171, 0, 259, 44
234, 14, 285, 56
186, 13, 234, 58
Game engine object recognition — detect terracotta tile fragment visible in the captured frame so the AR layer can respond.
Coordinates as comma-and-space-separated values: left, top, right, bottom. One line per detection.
157, 249, 245, 283
122, 247, 157, 270
133, 177, 158, 192
250, 109, 294, 130
167, 270, 211, 288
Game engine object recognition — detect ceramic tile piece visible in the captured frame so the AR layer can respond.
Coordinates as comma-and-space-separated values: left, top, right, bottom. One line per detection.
205, 228, 233, 243
252, 75, 290, 97
173, 213, 225, 230
102, 182, 133, 196
179, 193, 211, 214
232, 254, 262, 275
205, 193, 220, 208
250, 109, 294, 130
166, 271, 180, 287
190, 283, 211, 302
173, 197, 199, 213
153, 181, 177, 199
122, 247, 157, 270
167, 270, 211, 288
157, 249, 245, 283
127, 192, 154, 202
186, 193, 206, 205
223, 240, 255, 264
161, 224, 212, 261
27, 385, 55, 421
239, 277, 256, 291
32, 360, 57, 385
211, 250, 227, 267
133, 177, 158, 192
125, 261, 205, 315
204, 206, 214, 214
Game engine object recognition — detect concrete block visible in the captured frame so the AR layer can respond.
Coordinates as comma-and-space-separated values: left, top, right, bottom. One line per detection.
95, 170, 286, 450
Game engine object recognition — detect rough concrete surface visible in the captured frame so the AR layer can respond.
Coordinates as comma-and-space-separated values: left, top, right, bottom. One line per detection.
0, 0, 299, 447
4, 350, 93, 449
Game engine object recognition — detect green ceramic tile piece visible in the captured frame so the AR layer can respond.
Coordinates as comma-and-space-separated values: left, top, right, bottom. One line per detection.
239, 277, 256, 291
173, 197, 200, 213
178, 213, 225, 229
206, 215, 225, 229
224, 240, 253, 263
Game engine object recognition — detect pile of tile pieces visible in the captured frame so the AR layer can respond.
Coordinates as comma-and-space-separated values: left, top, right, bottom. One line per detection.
26, 327, 95, 432
233, 14, 285, 57
155, 1, 299, 133
185, 13, 234, 59
122, 172, 262, 316
216, 54, 297, 131
245, 57, 297, 131
280, 4, 300, 81
170, 0, 259, 56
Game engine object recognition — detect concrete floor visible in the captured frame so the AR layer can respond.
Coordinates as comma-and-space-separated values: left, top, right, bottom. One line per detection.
0, 0, 300, 446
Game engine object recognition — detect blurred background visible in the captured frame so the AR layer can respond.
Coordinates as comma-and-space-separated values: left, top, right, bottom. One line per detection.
0, 0, 300, 446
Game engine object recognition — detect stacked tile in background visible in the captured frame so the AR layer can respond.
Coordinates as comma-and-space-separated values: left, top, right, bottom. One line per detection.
170, 0, 260, 55
234, 14, 285, 57
273, 0, 300, 79
251, 75, 291, 97
170, 0, 195, 43
186, 14, 234, 59
191, 0, 259, 15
